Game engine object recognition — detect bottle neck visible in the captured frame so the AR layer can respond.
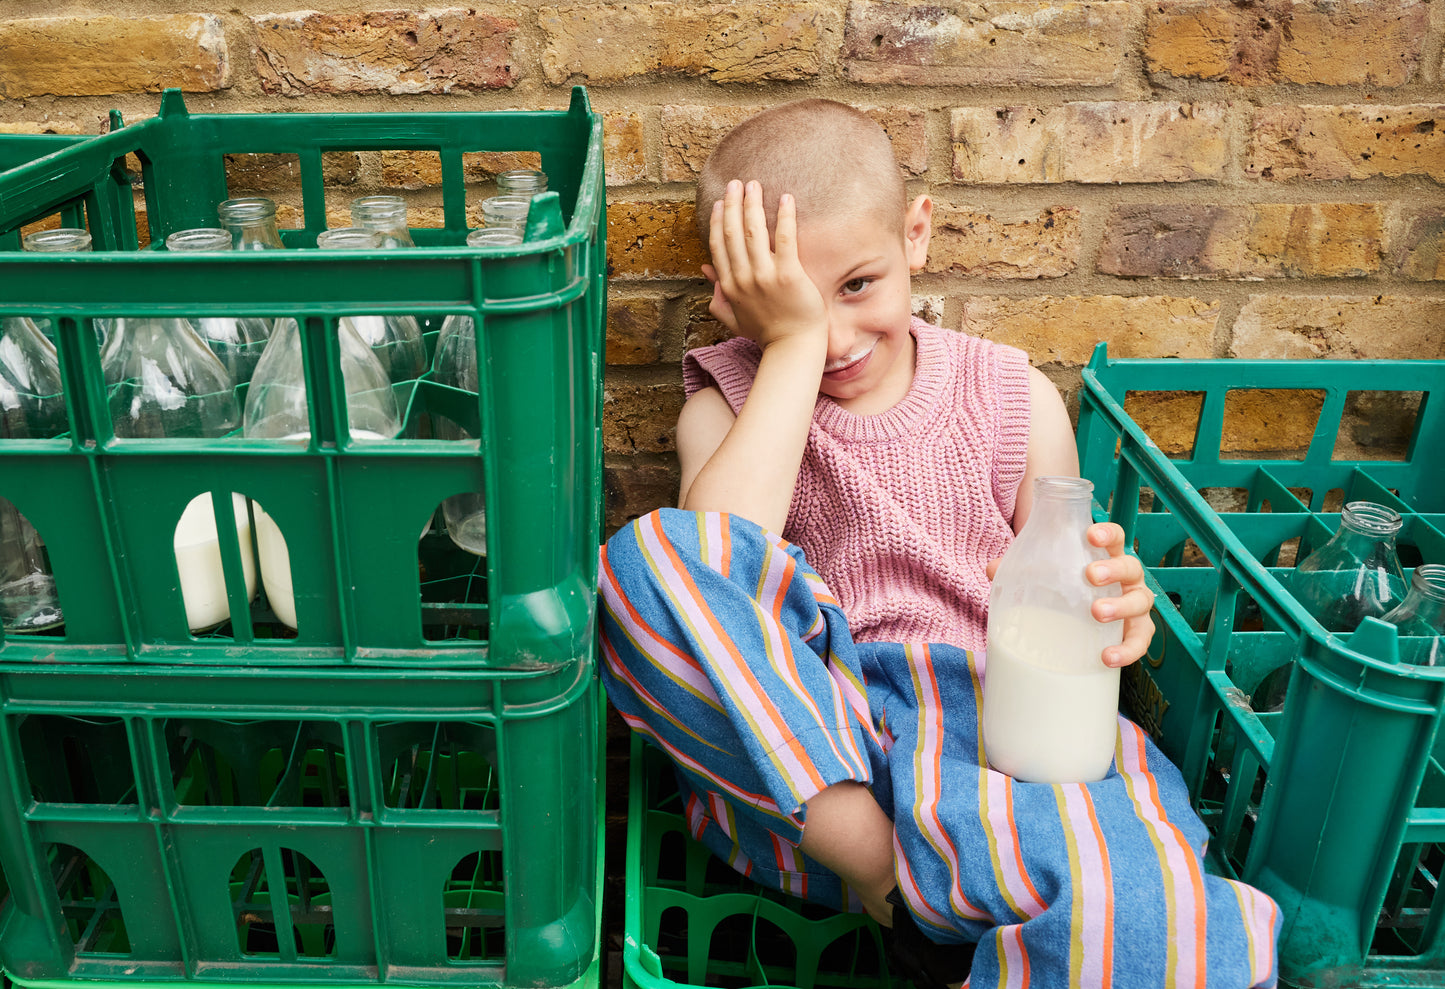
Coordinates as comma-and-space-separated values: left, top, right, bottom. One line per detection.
1022, 477, 1096, 533
1400, 565, 1445, 631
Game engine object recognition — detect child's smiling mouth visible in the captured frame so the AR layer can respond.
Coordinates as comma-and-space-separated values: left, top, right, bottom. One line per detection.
823, 340, 877, 380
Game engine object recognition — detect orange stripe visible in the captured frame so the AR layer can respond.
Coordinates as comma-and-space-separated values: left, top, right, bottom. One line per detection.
1016, 925, 1031, 988
1003, 777, 1049, 915
1084, 787, 1114, 989
719, 513, 731, 578
601, 550, 699, 670
647, 512, 829, 795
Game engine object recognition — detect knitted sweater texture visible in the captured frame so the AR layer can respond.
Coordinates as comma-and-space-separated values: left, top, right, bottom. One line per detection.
682, 319, 1032, 651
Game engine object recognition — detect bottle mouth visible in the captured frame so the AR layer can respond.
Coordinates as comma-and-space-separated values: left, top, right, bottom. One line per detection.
350, 195, 409, 224
166, 228, 233, 252
1341, 500, 1403, 535
1034, 475, 1094, 498
316, 227, 382, 250
496, 169, 547, 194
467, 227, 522, 247
218, 197, 278, 223
1411, 563, 1445, 602
23, 228, 93, 252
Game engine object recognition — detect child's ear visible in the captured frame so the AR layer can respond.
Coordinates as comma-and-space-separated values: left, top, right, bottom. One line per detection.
903, 194, 932, 272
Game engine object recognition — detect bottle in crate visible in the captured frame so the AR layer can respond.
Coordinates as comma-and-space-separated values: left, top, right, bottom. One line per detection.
0, 316, 66, 632
1386, 563, 1445, 667
218, 197, 285, 251
315, 227, 425, 383
20, 229, 96, 344
433, 302, 486, 557
100, 312, 257, 632
164, 228, 271, 385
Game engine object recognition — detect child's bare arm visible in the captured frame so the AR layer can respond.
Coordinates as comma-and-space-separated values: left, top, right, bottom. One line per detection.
677, 180, 828, 534
1006, 366, 1156, 668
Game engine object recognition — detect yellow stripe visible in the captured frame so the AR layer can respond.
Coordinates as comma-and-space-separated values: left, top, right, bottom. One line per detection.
981, 775, 1025, 920
1118, 740, 1178, 988
995, 927, 1010, 986
1227, 879, 1258, 983
1054, 785, 1086, 987
968, 649, 987, 766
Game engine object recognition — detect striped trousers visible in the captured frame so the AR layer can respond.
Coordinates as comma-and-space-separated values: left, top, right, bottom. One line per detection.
601, 509, 1280, 988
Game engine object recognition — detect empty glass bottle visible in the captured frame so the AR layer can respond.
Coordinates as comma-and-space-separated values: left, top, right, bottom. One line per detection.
983, 476, 1123, 784
101, 315, 254, 632
0, 315, 67, 632
433, 309, 486, 556
1386, 564, 1445, 667
496, 169, 547, 197
315, 227, 425, 383
467, 227, 522, 247
218, 198, 285, 251
481, 195, 530, 237
165, 228, 271, 385
350, 195, 416, 249
1291, 502, 1407, 633
243, 314, 402, 629
22, 228, 98, 345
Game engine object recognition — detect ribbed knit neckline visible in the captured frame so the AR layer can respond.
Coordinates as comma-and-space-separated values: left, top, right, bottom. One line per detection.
813, 319, 949, 444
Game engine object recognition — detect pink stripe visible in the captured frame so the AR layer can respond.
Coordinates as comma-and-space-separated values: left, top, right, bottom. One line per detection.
1231, 878, 1279, 986
910, 646, 992, 923
894, 839, 957, 932
1063, 784, 1110, 988
985, 774, 1048, 918
599, 562, 719, 702
750, 545, 859, 782
999, 924, 1027, 989
704, 513, 724, 573
1116, 720, 1203, 988
637, 519, 817, 791
618, 710, 786, 816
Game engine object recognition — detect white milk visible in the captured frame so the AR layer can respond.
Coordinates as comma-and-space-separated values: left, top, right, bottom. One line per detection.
982, 605, 1121, 784
173, 492, 258, 632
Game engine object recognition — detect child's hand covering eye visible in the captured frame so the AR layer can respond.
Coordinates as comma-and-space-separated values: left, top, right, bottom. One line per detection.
701, 180, 827, 352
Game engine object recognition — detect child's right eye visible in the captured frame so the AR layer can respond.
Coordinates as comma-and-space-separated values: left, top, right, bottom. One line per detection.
842, 278, 871, 295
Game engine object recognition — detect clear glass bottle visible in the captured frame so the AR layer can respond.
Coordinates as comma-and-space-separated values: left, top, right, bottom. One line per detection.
982, 476, 1122, 784
242, 314, 401, 629
433, 308, 486, 555
467, 227, 522, 247
481, 195, 530, 237
315, 227, 425, 383
100, 314, 255, 632
0, 315, 68, 632
349, 195, 416, 249
1385, 564, 1445, 667
165, 228, 272, 385
496, 169, 547, 197
1290, 501, 1407, 633
22, 228, 98, 345
218, 198, 285, 251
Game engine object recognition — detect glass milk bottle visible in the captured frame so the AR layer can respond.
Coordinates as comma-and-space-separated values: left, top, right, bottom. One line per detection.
496, 169, 547, 198
433, 280, 488, 555
1291, 501, 1407, 632
218, 198, 285, 251
315, 227, 425, 383
1386, 564, 1445, 668
350, 195, 416, 249
0, 316, 68, 632
99, 315, 256, 632
242, 316, 401, 629
982, 476, 1123, 784
165, 228, 271, 384
22, 228, 98, 344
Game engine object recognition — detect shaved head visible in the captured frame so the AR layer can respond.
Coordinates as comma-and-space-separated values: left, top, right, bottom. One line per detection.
696, 100, 906, 244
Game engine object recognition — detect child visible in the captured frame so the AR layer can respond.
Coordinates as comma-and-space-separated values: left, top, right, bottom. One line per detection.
600, 100, 1280, 988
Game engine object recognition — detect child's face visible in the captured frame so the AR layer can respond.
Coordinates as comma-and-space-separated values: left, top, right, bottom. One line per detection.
795, 196, 931, 411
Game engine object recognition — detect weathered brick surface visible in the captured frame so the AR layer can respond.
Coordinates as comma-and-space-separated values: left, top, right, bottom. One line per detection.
1248, 105, 1445, 181
0, 121, 87, 135
927, 206, 1080, 279
952, 103, 1229, 184
0, 15, 230, 98
608, 201, 707, 280
605, 460, 681, 531
961, 295, 1220, 363
1146, 0, 1428, 87
252, 10, 518, 96
607, 296, 665, 365
1098, 203, 1384, 279
843, 1, 1133, 86
223, 151, 361, 195
1220, 389, 1328, 455
661, 104, 927, 183
1122, 391, 1205, 457
1230, 295, 1445, 358
605, 112, 649, 186
1388, 206, 1445, 280
539, 3, 824, 85
684, 294, 732, 352
604, 382, 685, 454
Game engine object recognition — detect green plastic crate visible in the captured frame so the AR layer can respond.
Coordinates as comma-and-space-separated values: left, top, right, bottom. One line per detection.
0, 88, 606, 669
0, 659, 603, 988
1076, 343, 1445, 988
621, 737, 904, 989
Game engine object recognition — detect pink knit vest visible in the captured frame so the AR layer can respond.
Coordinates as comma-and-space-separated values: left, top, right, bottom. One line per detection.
682, 319, 1032, 651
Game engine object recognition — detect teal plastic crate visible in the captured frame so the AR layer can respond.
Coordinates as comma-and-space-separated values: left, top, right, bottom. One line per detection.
1077, 343, 1445, 987
0, 89, 606, 669
0, 659, 602, 988
621, 737, 902, 989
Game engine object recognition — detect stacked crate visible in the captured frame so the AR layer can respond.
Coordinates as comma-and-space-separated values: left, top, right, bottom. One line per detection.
0, 89, 606, 989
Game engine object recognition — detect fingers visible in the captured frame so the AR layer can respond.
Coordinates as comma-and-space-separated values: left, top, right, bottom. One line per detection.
1104, 612, 1155, 668
707, 279, 738, 334
773, 193, 799, 267
742, 181, 774, 272
708, 199, 732, 290
1086, 553, 1145, 593
721, 180, 752, 286
1092, 582, 1154, 624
